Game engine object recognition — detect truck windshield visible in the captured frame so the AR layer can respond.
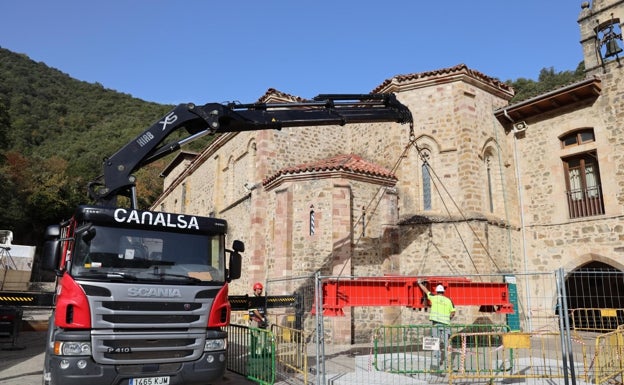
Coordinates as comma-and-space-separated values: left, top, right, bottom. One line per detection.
70, 225, 225, 283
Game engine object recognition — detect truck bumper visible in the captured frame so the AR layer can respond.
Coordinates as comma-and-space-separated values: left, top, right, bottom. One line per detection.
44, 350, 227, 385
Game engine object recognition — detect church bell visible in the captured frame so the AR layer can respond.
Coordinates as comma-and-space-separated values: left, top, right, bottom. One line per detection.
604, 36, 623, 58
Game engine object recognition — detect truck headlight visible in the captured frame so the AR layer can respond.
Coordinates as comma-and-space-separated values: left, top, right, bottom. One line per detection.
204, 338, 226, 352
54, 341, 92, 356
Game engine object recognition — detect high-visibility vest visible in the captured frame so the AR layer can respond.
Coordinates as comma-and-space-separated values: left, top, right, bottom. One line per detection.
427, 293, 455, 325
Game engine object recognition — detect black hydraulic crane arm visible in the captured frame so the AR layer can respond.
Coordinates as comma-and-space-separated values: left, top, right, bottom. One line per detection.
88, 93, 413, 207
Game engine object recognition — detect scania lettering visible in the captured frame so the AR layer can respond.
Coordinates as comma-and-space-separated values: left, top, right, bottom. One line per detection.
40, 93, 412, 385
127, 287, 183, 298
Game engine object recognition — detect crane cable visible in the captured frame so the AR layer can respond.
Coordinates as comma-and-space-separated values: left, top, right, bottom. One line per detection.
405, 124, 502, 275
334, 123, 416, 278
335, 122, 502, 277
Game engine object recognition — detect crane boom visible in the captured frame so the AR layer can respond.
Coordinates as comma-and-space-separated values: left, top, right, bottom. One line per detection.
88, 93, 413, 207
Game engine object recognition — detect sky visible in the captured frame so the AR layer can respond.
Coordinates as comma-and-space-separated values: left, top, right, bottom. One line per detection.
1, 1, 585, 106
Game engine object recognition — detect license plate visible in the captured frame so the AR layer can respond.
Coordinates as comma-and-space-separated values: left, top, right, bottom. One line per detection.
129, 376, 170, 385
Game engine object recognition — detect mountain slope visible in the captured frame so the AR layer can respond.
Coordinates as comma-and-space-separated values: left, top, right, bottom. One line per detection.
0, 47, 172, 243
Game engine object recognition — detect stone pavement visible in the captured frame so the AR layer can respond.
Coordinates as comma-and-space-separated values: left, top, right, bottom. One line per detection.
0, 330, 255, 385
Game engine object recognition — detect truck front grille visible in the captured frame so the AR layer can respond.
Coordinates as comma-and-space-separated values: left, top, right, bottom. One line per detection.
92, 332, 205, 364
92, 297, 210, 329
104, 350, 194, 360
102, 301, 203, 312
82, 282, 222, 365
102, 314, 200, 324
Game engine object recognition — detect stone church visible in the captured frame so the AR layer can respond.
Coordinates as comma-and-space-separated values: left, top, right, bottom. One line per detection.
153, 0, 624, 341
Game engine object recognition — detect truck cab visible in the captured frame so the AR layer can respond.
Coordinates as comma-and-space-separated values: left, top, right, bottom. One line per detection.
41, 205, 243, 385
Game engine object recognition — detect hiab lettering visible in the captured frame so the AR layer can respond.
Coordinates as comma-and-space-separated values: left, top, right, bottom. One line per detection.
114, 208, 200, 230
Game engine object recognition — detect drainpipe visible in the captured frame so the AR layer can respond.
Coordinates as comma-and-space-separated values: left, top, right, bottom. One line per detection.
503, 108, 532, 331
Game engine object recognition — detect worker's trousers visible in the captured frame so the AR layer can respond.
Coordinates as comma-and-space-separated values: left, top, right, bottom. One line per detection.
431, 321, 451, 364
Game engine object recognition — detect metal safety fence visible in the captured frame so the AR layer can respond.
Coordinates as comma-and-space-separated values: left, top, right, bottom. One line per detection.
226, 322, 309, 385
372, 324, 511, 375
227, 323, 275, 385
591, 326, 624, 384
271, 323, 309, 385
226, 269, 624, 385
570, 308, 624, 332
448, 331, 571, 383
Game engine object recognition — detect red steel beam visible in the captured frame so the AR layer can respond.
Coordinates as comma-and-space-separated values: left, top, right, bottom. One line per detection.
317, 276, 512, 316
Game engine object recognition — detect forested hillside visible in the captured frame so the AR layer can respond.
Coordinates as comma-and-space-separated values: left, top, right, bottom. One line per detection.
0, 47, 585, 246
507, 62, 585, 103
0, 47, 174, 244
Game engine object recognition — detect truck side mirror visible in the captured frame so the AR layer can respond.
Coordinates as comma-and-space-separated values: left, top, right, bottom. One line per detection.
228, 252, 242, 281
42, 225, 61, 273
42, 239, 61, 272
227, 240, 243, 281
232, 240, 245, 253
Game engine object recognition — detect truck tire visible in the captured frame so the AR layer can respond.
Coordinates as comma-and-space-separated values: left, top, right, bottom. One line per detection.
41, 315, 55, 385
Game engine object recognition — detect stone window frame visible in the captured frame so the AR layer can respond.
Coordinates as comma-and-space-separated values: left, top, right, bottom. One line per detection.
413, 134, 440, 213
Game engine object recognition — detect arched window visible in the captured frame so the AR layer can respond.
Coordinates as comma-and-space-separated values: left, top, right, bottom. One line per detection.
482, 143, 503, 216
224, 156, 234, 205
420, 149, 432, 211
309, 206, 315, 236
485, 155, 494, 213
561, 128, 595, 148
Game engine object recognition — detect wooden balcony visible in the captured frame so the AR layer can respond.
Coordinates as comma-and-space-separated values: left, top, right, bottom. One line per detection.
566, 185, 605, 219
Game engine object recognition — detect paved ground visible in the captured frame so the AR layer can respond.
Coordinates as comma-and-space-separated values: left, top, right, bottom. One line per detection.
0, 330, 255, 385
0, 330, 47, 385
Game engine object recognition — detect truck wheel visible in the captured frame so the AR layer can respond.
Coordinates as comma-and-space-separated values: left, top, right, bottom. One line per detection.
42, 370, 50, 385
42, 316, 55, 385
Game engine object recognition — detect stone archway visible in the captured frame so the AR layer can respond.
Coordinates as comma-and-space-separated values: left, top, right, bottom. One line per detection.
565, 260, 624, 309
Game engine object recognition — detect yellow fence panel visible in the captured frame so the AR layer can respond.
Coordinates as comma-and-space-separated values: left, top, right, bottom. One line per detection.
271, 323, 309, 385
570, 308, 624, 332
592, 327, 624, 385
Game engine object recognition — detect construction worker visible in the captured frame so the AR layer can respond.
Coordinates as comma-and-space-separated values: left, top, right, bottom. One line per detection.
417, 280, 455, 367
249, 282, 267, 328
248, 282, 268, 360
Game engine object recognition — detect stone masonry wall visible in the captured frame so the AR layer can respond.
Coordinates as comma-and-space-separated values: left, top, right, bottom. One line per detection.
153, 14, 624, 339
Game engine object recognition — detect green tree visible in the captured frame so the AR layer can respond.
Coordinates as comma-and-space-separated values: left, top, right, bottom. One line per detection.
507, 62, 586, 102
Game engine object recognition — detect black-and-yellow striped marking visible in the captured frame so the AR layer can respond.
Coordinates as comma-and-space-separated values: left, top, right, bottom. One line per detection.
0, 292, 54, 307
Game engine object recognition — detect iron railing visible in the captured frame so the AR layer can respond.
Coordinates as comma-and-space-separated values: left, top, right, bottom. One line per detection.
566, 185, 604, 218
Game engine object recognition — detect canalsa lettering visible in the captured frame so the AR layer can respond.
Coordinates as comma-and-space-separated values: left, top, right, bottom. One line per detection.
114, 209, 200, 230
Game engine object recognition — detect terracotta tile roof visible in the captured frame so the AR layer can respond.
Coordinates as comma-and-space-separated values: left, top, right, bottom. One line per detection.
263, 153, 397, 186
372, 63, 513, 94
258, 88, 308, 103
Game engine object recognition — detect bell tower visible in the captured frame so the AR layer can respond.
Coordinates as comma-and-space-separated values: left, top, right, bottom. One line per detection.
578, 0, 624, 75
